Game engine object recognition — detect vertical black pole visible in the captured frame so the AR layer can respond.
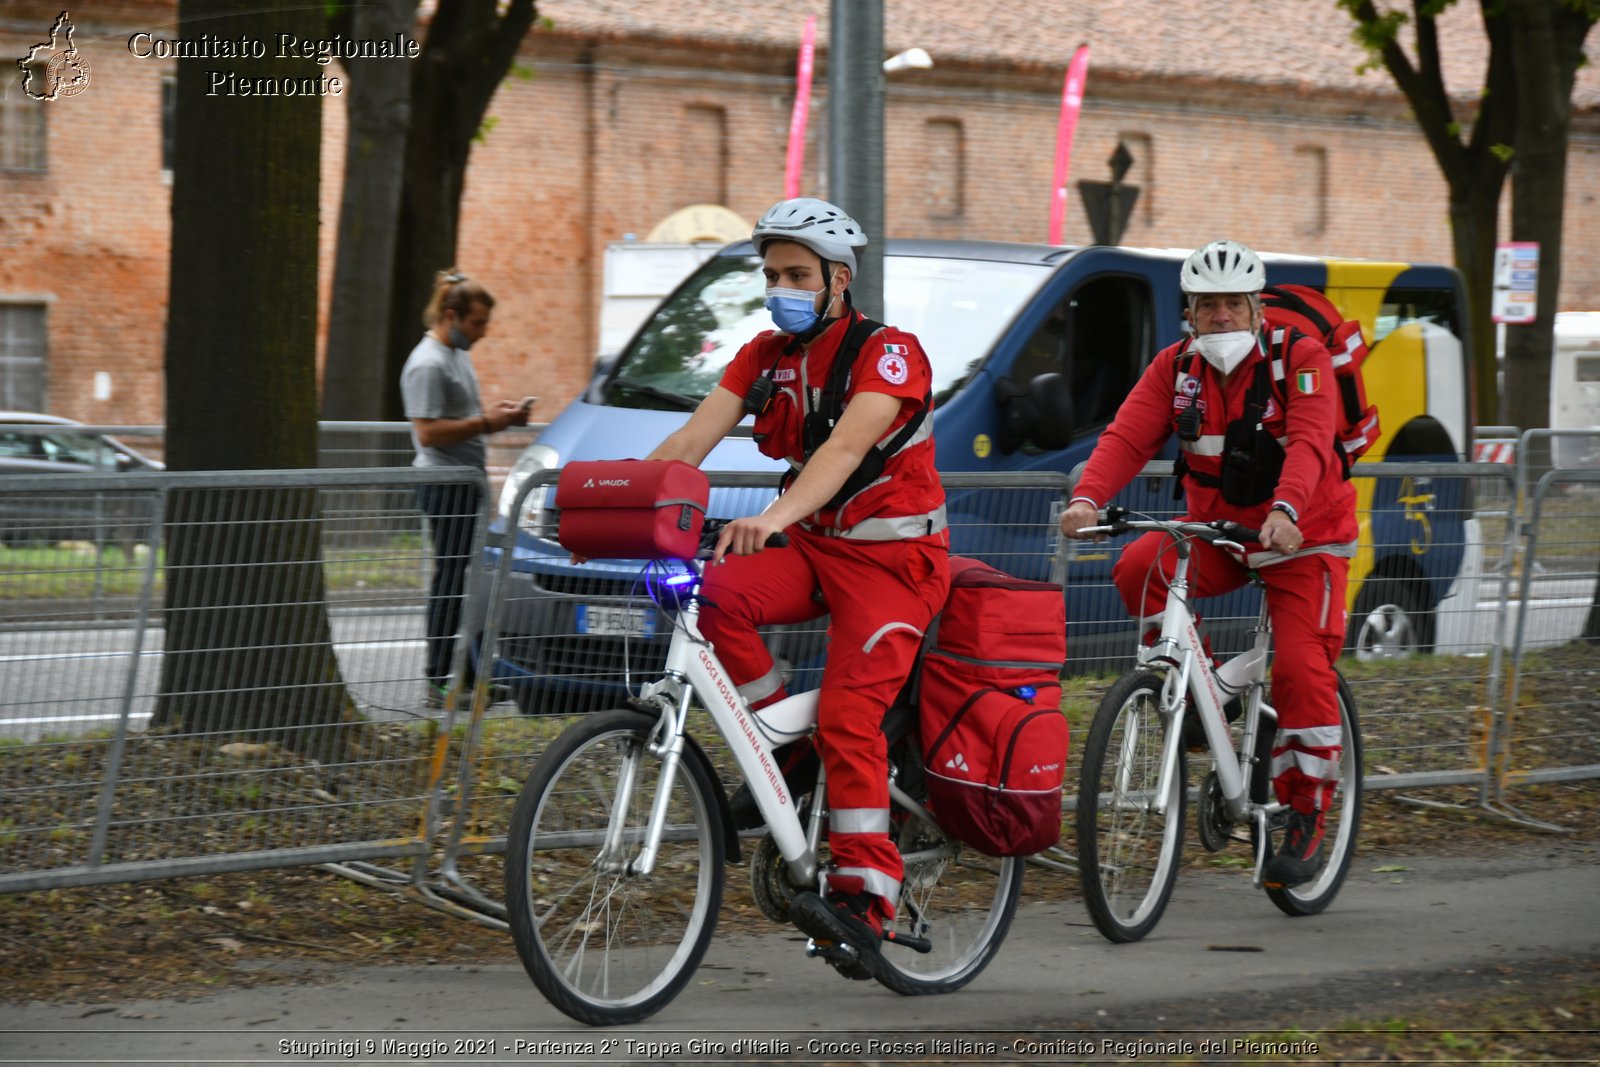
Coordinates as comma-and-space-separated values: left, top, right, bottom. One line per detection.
828, 0, 884, 320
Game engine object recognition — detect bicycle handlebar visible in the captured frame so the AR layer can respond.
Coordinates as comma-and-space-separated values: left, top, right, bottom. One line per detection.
695, 520, 788, 560
1079, 505, 1260, 549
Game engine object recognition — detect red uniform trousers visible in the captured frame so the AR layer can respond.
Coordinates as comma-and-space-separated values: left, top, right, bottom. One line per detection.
1113, 532, 1347, 814
698, 528, 950, 914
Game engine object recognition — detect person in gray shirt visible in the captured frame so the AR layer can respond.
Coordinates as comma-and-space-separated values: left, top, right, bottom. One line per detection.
401, 269, 533, 704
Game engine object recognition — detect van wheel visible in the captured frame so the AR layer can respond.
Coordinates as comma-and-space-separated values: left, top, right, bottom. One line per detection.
1347, 579, 1433, 661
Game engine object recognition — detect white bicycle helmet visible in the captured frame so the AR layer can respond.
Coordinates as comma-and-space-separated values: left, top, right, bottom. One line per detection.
1180, 239, 1265, 295
752, 197, 868, 274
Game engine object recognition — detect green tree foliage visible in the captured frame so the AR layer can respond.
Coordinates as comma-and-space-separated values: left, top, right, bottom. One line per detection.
1337, 0, 1597, 431
1336, 0, 1515, 427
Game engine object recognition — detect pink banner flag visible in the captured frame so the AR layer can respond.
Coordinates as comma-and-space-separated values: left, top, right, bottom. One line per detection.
1048, 43, 1091, 245
784, 15, 818, 199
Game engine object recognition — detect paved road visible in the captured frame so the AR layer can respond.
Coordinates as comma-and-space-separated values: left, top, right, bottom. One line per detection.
3, 844, 1596, 1065
0, 610, 447, 739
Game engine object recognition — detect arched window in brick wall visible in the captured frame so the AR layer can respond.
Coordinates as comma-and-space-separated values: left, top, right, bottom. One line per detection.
1295, 144, 1329, 236
926, 118, 964, 220
682, 105, 728, 207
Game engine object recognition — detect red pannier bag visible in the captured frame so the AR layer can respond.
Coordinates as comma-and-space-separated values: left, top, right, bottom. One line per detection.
918, 557, 1068, 856
555, 459, 709, 560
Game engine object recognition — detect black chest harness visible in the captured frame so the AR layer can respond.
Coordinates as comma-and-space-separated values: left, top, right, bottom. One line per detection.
747, 317, 931, 513
1170, 336, 1288, 507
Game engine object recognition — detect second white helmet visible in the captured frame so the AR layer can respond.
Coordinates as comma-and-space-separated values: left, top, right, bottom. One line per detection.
752, 197, 868, 274
1181, 239, 1265, 295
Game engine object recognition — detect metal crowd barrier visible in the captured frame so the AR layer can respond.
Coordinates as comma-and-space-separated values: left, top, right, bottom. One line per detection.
0, 467, 489, 893
0, 420, 543, 483
1487, 430, 1600, 824
1, 448, 1596, 901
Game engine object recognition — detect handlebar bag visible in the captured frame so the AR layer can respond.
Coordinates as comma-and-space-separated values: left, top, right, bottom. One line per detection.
918, 557, 1068, 856
555, 459, 708, 560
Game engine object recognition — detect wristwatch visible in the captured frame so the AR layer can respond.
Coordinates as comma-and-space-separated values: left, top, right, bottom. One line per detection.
1269, 500, 1299, 523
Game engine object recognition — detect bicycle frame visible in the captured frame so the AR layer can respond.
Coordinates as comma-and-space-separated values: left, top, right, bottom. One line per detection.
1134, 533, 1285, 869
623, 561, 934, 887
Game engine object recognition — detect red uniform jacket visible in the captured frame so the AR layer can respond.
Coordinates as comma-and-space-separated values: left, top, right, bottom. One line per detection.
1074, 331, 1358, 547
719, 310, 943, 539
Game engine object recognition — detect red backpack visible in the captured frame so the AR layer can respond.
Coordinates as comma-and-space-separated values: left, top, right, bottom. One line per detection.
1260, 284, 1382, 469
917, 558, 1068, 857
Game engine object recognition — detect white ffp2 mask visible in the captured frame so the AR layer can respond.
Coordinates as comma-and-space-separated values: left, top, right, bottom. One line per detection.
1192, 330, 1258, 375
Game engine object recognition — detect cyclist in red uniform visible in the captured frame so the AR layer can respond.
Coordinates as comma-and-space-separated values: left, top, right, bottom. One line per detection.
646, 197, 950, 971
1059, 239, 1357, 888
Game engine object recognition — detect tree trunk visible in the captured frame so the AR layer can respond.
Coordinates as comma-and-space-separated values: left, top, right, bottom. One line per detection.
1501, 0, 1597, 439
379, 0, 538, 420
156, 0, 354, 759
321, 0, 418, 422
1449, 181, 1504, 429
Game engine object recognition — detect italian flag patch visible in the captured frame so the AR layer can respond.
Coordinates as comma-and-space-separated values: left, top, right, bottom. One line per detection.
1295, 369, 1320, 394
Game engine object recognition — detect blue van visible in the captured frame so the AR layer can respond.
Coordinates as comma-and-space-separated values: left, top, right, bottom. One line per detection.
483, 240, 1472, 714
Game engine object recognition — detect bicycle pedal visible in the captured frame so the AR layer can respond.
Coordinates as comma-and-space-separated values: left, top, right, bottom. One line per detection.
804, 939, 874, 981
882, 929, 932, 954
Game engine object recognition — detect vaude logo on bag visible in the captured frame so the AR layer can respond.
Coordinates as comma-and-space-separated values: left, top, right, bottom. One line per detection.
582, 478, 631, 489
1030, 762, 1062, 776
945, 753, 969, 772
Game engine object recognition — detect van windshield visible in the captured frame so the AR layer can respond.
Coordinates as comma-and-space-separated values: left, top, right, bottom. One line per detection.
604, 252, 1050, 410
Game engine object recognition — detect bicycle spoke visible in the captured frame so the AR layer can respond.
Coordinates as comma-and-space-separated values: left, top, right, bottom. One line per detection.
504, 711, 724, 1025
1078, 672, 1186, 943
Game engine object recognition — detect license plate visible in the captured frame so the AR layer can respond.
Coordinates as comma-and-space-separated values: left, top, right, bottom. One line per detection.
575, 604, 655, 637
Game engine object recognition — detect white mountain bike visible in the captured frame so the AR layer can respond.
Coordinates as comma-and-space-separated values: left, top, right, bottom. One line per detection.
1073, 508, 1363, 943
502, 528, 1024, 1026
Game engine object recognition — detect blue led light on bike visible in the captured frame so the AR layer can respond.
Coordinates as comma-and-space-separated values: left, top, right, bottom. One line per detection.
664, 573, 696, 587
1014, 685, 1037, 702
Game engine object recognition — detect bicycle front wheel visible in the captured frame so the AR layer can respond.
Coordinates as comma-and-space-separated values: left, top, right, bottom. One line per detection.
872, 787, 1024, 995
1264, 671, 1363, 917
503, 708, 725, 1026
1076, 671, 1187, 943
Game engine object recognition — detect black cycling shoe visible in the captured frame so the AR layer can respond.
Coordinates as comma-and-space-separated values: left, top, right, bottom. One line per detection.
791, 891, 883, 981
1262, 809, 1327, 888
728, 746, 819, 831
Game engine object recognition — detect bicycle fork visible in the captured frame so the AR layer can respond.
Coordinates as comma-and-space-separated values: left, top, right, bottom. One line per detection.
607, 683, 695, 877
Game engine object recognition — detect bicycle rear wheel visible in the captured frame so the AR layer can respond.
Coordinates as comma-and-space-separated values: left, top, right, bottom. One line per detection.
871, 778, 1024, 995
1076, 671, 1187, 943
503, 708, 724, 1026
1263, 671, 1363, 916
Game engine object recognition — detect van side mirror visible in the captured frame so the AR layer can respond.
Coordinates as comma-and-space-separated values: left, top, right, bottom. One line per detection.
995, 372, 1074, 453
587, 355, 618, 401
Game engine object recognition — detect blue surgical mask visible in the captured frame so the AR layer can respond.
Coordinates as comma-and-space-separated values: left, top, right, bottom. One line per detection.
447, 323, 474, 350
765, 286, 825, 335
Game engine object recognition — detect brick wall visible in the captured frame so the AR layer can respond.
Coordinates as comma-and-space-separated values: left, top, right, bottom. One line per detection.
1, 8, 172, 424
3, 5, 1596, 427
